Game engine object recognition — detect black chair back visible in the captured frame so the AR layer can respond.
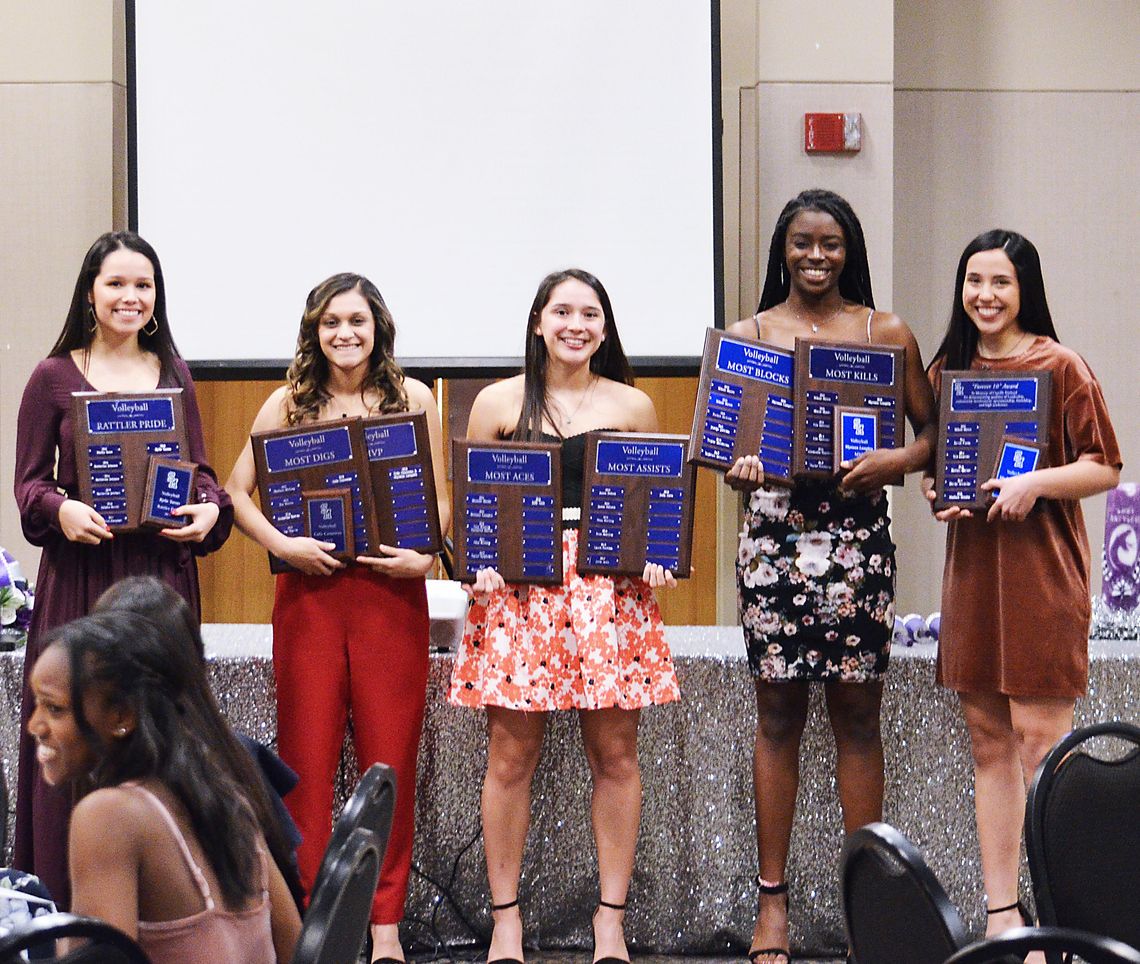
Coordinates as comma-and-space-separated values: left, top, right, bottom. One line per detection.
291, 827, 381, 964
311, 763, 395, 898
945, 925, 1140, 964
0, 912, 151, 963
840, 822, 967, 964
1026, 721, 1140, 950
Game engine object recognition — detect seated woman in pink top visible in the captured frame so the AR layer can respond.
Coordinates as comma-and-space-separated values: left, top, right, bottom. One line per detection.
26, 610, 301, 963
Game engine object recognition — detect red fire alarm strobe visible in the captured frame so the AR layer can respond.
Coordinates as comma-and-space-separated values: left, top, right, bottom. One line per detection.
804, 112, 862, 153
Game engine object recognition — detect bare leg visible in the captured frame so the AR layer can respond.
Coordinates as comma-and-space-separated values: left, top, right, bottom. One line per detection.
370, 923, 403, 961
824, 680, 885, 834
580, 707, 642, 964
483, 707, 547, 963
750, 680, 810, 962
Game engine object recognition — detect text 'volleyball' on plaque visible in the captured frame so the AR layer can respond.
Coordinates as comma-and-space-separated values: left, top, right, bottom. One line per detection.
452, 439, 562, 585
578, 432, 696, 578
792, 338, 906, 483
140, 456, 198, 530
251, 417, 380, 574
933, 369, 1052, 512
362, 410, 443, 555
302, 488, 355, 564
72, 388, 191, 532
688, 328, 795, 485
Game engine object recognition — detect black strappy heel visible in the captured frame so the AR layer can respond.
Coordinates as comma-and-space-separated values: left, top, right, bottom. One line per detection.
488, 898, 524, 964
748, 877, 791, 964
592, 899, 631, 964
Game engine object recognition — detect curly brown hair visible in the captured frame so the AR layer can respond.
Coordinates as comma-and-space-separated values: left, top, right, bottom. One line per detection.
285, 273, 408, 425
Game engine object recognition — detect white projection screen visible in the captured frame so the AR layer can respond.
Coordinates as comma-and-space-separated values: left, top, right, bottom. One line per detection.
128, 2, 722, 374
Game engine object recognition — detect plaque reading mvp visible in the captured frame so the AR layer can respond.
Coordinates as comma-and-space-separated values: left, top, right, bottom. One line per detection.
72, 389, 190, 532
452, 440, 562, 585
578, 433, 696, 578
362, 411, 443, 554
792, 338, 906, 482
252, 418, 380, 574
688, 328, 795, 485
934, 370, 1051, 512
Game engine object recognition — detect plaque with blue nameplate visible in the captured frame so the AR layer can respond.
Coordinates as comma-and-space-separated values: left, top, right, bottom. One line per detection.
301, 488, 355, 561
578, 432, 696, 577
452, 439, 562, 584
72, 389, 191, 532
933, 369, 1051, 511
833, 407, 879, 468
140, 456, 198, 530
361, 411, 443, 555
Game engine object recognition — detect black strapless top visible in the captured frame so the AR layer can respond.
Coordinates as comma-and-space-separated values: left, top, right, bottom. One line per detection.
539, 430, 616, 526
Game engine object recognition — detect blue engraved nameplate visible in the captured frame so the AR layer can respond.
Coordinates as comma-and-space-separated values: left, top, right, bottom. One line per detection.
141, 457, 196, 528
836, 409, 879, 465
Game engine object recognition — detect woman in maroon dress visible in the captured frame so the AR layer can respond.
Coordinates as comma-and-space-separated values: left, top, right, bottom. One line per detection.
12, 231, 232, 907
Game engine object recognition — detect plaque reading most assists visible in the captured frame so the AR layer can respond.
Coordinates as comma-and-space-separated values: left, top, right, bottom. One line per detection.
452, 439, 562, 585
140, 456, 198, 530
687, 328, 795, 485
934, 370, 1052, 511
792, 338, 906, 482
362, 411, 443, 555
302, 488, 355, 562
578, 433, 696, 577
72, 389, 190, 532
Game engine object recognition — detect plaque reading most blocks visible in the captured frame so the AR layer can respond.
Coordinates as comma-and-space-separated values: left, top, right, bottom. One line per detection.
362, 411, 443, 555
72, 389, 191, 532
140, 456, 198, 530
688, 328, 795, 485
578, 432, 696, 578
252, 418, 380, 573
792, 338, 906, 483
933, 370, 1052, 512
452, 439, 562, 585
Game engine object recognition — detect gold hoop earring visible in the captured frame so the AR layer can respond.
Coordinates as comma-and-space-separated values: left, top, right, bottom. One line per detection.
142, 317, 159, 337
88, 305, 98, 332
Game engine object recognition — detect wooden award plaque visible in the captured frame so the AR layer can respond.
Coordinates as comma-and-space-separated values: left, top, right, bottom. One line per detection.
361, 410, 443, 555
577, 432, 696, 578
687, 328, 795, 486
140, 456, 198, 530
832, 407, 880, 471
933, 370, 1052, 511
302, 488, 356, 563
792, 338, 906, 483
251, 417, 380, 573
72, 389, 191, 532
452, 439, 562, 585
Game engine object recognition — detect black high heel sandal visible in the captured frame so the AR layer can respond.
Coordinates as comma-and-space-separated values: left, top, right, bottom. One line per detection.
747, 877, 790, 964
592, 899, 631, 964
488, 898, 524, 964
987, 899, 1034, 927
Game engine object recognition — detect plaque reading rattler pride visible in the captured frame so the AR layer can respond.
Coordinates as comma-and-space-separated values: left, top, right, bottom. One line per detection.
362, 411, 443, 555
934, 369, 1051, 511
452, 439, 562, 585
578, 432, 696, 578
72, 389, 190, 532
687, 328, 794, 486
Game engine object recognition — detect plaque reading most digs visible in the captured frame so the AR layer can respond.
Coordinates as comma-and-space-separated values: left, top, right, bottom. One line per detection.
688, 328, 795, 485
933, 370, 1052, 512
72, 389, 191, 532
578, 433, 696, 578
362, 411, 443, 555
792, 338, 906, 483
452, 439, 562, 585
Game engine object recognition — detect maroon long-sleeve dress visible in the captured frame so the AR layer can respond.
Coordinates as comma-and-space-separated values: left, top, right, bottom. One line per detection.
12, 353, 233, 907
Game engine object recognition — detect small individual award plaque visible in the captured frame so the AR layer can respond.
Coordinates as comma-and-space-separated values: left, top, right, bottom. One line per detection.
792, 338, 906, 482
302, 488, 355, 562
687, 328, 795, 485
933, 369, 1052, 511
833, 408, 879, 469
452, 439, 562, 585
361, 410, 443, 555
251, 418, 380, 573
72, 389, 191, 531
140, 456, 198, 530
578, 432, 696, 578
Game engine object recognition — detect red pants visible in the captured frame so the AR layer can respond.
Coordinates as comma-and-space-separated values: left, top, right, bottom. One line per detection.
272, 567, 429, 924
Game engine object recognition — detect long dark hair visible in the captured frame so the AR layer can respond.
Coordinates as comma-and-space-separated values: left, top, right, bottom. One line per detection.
285, 272, 408, 425
931, 229, 1060, 371
513, 268, 634, 441
47, 610, 264, 909
49, 232, 183, 383
756, 189, 875, 312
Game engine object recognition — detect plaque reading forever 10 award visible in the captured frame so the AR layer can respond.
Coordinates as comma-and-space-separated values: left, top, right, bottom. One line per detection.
72, 389, 191, 532
251, 418, 380, 573
792, 338, 907, 483
452, 439, 562, 585
933, 369, 1052, 511
688, 328, 795, 486
578, 432, 696, 578
362, 411, 443, 554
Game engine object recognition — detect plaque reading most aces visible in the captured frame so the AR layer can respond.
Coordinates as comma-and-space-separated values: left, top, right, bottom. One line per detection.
933, 369, 1052, 511
72, 389, 191, 532
452, 440, 562, 585
252, 418, 380, 573
688, 328, 795, 485
792, 338, 906, 482
578, 433, 696, 578
362, 411, 443, 555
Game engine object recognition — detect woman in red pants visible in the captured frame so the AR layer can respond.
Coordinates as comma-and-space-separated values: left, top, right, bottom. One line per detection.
226, 272, 449, 961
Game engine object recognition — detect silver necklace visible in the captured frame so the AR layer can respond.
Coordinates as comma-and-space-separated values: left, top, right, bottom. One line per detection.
787, 300, 848, 333
977, 332, 1030, 360
553, 375, 597, 427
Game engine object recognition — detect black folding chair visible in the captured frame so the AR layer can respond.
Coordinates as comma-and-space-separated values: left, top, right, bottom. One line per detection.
840, 822, 968, 964
0, 912, 151, 963
945, 926, 1140, 964
310, 762, 396, 897
1026, 721, 1140, 955
291, 827, 381, 964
